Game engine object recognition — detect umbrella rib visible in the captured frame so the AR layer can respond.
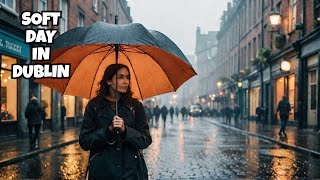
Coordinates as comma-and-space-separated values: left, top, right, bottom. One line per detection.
120, 50, 144, 99
89, 45, 115, 98
134, 46, 175, 91
62, 45, 112, 97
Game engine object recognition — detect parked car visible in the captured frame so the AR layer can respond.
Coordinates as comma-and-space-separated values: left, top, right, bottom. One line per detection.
189, 104, 202, 117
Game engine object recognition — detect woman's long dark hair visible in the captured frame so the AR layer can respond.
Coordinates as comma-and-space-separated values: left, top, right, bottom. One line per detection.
93, 64, 133, 104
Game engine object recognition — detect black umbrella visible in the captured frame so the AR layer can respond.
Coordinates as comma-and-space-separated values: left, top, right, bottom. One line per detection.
35, 21, 197, 116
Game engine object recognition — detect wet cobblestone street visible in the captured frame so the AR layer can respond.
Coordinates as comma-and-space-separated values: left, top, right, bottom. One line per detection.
0, 117, 319, 179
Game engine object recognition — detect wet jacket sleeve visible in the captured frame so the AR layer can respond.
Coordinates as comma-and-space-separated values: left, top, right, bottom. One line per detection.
25, 103, 30, 119
79, 101, 115, 151
123, 101, 152, 149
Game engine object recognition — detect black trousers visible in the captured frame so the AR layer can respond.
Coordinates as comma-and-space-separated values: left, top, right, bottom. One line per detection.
28, 124, 41, 148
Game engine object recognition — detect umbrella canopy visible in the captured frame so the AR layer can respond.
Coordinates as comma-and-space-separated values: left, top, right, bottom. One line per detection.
35, 22, 197, 100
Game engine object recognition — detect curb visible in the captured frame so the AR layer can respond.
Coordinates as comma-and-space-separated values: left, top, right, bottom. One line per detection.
0, 139, 79, 167
202, 118, 320, 158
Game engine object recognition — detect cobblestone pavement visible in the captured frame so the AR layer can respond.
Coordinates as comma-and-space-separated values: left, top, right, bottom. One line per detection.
0, 116, 320, 179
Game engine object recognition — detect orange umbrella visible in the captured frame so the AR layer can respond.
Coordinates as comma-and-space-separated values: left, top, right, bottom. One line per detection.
35, 22, 197, 100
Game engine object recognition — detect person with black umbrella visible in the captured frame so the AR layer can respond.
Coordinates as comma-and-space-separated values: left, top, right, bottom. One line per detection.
79, 64, 152, 180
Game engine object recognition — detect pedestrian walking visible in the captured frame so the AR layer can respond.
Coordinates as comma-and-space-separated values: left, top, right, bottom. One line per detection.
225, 106, 232, 124
25, 96, 45, 149
144, 105, 152, 125
277, 96, 291, 137
169, 106, 174, 123
234, 104, 240, 126
79, 64, 152, 179
175, 106, 179, 118
181, 106, 187, 120
154, 105, 160, 127
61, 104, 66, 133
220, 107, 226, 122
256, 106, 261, 125
161, 105, 168, 128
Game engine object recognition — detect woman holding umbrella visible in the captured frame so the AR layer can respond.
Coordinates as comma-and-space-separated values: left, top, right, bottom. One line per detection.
34, 22, 197, 179
79, 64, 152, 179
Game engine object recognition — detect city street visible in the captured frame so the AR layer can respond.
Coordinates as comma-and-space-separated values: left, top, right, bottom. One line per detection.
1, 0, 320, 179
0, 116, 319, 179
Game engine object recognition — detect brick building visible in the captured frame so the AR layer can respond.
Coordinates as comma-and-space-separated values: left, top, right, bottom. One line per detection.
0, 0, 132, 138
195, 27, 218, 108
215, 0, 320, 129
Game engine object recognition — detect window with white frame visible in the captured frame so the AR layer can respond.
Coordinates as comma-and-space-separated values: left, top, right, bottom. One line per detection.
38, 0, 47, 29
93, 0, 98, 13
60, 0, 68, 34
310, 70, 317, 110
0, 0, 15, 10
38, 0, 47, 11
78, 12, 85, 27
102, 2, 108, 22
289, 0, 297, 32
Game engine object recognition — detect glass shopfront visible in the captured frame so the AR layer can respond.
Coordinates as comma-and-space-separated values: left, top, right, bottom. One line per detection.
82, 98, 89, 115
63, 95, 75, 117
1, 55, 17, 121
275, 74, 295, 121
40, 85, 52, 119
249, 87, 260, 116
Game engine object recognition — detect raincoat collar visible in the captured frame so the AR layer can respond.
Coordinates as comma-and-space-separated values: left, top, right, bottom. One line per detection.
95, 96, 133, 110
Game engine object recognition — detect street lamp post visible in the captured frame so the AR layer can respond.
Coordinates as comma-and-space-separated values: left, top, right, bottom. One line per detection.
217, 81, 223, 109
237, 81, 243, 119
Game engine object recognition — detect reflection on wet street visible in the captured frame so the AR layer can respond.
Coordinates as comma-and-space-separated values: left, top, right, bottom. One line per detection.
0, 117, 320, 179
0, 143, 89, 180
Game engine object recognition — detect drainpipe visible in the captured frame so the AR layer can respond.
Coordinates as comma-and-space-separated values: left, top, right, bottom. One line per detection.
317, 51, 320, 130
260, 0, 265, 112
296, 0, 306, 129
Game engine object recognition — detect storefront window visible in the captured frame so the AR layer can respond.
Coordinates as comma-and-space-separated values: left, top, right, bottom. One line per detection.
63, 95, 75, 117
82, 98, 89, 115
288, 74, 295, 120
275, 75, 295, 120
310, 71, 317, 110
249, 87, 260, 116
40, 85, 51, 119
1, 55, 17, 121
275, 77, 285, 114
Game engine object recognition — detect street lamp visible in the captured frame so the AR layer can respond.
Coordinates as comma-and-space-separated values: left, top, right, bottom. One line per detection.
230, 93, 235, 100
237, 81, 243, 88
269, 9, 281, 27
280, 60, 291, 72
172, 94, 177, 99
217, 81, 222, 88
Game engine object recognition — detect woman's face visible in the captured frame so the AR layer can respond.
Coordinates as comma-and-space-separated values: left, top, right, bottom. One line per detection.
107, 67, 130, 94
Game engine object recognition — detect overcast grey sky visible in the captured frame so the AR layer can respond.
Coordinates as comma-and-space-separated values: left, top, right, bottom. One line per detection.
127, 0, 229, 55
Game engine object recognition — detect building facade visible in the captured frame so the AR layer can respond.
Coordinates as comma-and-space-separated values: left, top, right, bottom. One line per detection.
195, 27, 218, 108
215, 0, 319, 129
0, 0, 132, 138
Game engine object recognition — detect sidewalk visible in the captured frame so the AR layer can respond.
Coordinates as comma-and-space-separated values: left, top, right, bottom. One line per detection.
204, 117, 320, 157
0, 128, 79, 167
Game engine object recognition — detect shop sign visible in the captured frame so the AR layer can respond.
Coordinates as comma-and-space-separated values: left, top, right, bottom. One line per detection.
251, 79, 260, 88
242, 80, 249, 89
0, 30, 30, 59
307, 54, 318, 67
